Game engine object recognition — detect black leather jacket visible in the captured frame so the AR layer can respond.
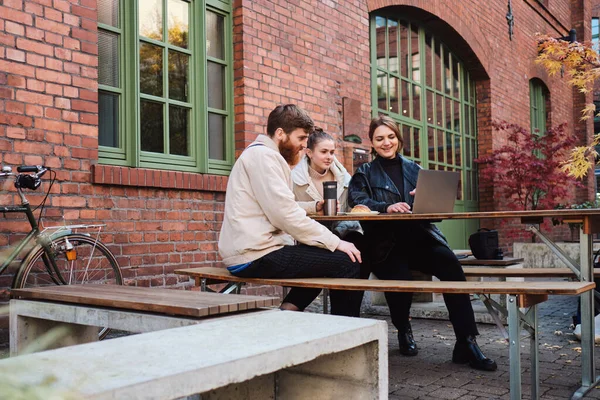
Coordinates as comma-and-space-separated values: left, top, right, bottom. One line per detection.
348, 155, 450, 262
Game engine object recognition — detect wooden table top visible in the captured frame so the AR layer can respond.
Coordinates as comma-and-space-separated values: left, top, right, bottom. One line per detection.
462, 267, 600, 277
11, 285, 278, 318
176, 267, 595, 295
312, 208, 600, 222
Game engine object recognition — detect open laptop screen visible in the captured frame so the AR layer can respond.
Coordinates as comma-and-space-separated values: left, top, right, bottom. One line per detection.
411, 170, 460, 214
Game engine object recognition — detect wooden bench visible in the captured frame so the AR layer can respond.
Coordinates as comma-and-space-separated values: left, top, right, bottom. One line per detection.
415, 255, 524, 313
462, 266, 600, 278
175, 266, 595, 400
9, 284, 278, 356
1, 310, 388, 399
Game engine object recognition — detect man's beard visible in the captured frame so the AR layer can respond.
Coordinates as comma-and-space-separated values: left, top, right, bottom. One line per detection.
278, 137, 301, 166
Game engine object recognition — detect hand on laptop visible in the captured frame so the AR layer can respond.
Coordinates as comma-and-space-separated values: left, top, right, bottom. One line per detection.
387, 202, 412, 213
409, 189, 415, 196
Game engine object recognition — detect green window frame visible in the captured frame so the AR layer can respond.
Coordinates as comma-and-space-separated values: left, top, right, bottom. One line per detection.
529, 79, 548, 137
370, 14, 480, 248
370, 15, 478, 204
593, 18, 599, 52
97, 0, 234, 175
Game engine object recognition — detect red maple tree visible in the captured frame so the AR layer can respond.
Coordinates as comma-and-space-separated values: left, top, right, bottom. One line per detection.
475, 120, 579, 211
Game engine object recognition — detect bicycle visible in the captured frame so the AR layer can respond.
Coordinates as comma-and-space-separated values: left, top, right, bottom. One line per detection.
0, 165, 123, 338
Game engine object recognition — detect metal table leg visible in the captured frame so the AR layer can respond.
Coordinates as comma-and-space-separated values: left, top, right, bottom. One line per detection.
529, 224, 599, 398
508, 294, 522, 400
530, 304, 539, 400
572, 227, 600, 399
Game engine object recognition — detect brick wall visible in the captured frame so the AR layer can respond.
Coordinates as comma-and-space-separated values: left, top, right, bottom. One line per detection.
0, 0, 595, 298
0, 0, 229, 299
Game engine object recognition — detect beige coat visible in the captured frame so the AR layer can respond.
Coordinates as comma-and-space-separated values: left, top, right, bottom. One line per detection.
218, 135, 340, 267
291, 156, 362, 238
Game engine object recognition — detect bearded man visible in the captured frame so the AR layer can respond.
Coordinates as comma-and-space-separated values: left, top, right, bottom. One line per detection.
218, 104, 363, 316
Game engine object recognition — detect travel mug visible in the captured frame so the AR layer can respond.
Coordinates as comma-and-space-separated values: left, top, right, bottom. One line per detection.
323, 181, 337, 216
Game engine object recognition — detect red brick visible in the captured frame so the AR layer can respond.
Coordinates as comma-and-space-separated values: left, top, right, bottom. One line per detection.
0, 59, 35, 77
16, 90, 53, 106
24, 1, 43, 16
71, 99, 96, 112
44, 7, 63, 22
5, 101, 24, 114
71, 4, 96, 20
71, 27, 96, 43
26, 78, 45, 92
26, 53, 45, 67
5, 21, 24, 35
0, 6, 33, 25
36, 68, 71, 85
25, 26, 45, 41
16, 37, 53, 56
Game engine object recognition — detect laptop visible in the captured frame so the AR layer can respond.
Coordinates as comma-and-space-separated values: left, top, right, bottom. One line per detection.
411, 169, 460, 214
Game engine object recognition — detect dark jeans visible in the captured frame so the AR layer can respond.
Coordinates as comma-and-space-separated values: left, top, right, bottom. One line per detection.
233, 244, 363, 317
371, 236, 479, 339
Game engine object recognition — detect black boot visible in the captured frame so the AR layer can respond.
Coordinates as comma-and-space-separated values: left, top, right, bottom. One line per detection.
398, 323, 418, 356
452, 335, 497, 371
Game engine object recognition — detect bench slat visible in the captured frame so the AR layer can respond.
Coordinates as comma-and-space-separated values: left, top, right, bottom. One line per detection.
10, 285, 278, 317
459, 256, 523, 266
175, 267, 595, 295
462, 267, 600, 277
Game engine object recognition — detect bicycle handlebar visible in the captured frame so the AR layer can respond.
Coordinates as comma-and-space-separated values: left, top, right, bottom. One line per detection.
0, 165, 49, 190
17, 166, 42, 173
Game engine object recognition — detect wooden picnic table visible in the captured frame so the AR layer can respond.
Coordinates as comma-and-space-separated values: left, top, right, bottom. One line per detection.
312, 208, 600, 400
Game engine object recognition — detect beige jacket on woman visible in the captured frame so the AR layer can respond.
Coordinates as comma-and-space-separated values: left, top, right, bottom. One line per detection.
218, 135, 340, 267
291, 156, 362, 238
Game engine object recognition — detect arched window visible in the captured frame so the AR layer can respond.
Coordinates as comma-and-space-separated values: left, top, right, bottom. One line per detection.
371, 15, 479, 246
529, 79, 549, 136
371, 16, 477, 202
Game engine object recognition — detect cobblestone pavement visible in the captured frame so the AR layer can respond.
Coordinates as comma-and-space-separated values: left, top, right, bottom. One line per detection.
361, 296, 600, 400
1, 295, 599, 399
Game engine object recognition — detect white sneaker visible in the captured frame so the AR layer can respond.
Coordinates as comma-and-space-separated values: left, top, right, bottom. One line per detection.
573, 314, 600, 343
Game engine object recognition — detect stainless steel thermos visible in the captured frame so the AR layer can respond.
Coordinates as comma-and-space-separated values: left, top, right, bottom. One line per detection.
323, 181, 337, 216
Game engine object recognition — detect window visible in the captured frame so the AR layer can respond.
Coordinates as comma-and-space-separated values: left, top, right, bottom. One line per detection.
593, 18, 599, 52
529, 79, 548, 136
98, 0, 233, 174
371, 15, 480, 249
371, 16, 478, 204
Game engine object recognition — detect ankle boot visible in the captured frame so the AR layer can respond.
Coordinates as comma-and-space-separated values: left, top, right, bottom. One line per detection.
398, 323, 418, 356
452, 335, 497, 371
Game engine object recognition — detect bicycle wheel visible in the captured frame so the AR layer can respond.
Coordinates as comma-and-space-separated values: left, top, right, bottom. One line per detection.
14, 233, 123, 339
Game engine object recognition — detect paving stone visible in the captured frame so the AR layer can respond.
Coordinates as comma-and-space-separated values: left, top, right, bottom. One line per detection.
427, 387, 470, 399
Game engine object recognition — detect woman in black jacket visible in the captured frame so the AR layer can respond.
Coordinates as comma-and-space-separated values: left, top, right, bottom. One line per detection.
348, 115, 496, 372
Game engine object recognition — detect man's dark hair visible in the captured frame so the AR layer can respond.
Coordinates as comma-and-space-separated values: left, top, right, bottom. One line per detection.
267, 104, 314, 136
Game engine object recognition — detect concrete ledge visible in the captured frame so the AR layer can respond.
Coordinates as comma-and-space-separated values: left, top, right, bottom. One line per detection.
1, 311, 388, 399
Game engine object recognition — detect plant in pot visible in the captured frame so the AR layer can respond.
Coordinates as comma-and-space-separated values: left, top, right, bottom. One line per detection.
474, 120, 580, 242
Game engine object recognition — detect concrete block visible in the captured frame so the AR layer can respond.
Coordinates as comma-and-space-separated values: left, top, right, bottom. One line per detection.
1, 310, 388, 399
513, 242, 600, 268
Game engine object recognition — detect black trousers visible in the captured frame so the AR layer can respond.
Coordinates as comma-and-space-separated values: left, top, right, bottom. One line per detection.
371, 235, 479, 339
233, 244, 363, 317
